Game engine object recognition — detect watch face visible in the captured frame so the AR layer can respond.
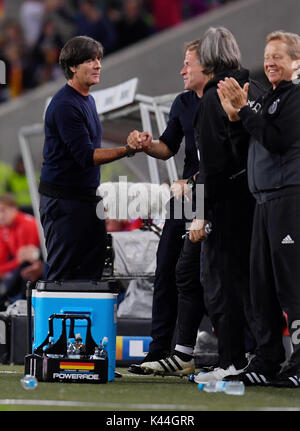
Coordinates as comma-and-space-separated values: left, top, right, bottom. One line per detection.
187, 179, 194, 188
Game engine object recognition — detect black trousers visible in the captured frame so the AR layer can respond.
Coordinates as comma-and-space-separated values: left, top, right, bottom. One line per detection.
148, 196, 190, 355
250, 192, 300, 372
149, 216, 186, 354
200, 188, 256, 369
175, 237, 205, 348
39, 195, 107, 280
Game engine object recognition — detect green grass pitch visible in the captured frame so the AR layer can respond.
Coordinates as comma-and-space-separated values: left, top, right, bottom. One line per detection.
0, 365, 299, 412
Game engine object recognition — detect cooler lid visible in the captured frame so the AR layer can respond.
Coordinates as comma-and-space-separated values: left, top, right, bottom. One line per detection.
35, 280, 119, 293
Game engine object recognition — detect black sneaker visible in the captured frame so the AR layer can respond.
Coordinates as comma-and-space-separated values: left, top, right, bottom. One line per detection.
141, 354, 195, 377
223, 358, 277, 386
270, 364, 300, 388
128, 351, 169, 375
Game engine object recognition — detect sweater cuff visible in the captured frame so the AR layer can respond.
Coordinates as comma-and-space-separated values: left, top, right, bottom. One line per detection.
228, 119, 243, 130
238, 105, 254, 121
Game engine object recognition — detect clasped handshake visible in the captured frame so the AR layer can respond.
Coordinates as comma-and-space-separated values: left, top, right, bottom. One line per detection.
127, 130, 191, 201
127, 130, 152, 152
126, 130, 209, 243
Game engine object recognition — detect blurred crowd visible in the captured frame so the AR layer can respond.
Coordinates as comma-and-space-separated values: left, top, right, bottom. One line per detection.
0, 0, 237, 103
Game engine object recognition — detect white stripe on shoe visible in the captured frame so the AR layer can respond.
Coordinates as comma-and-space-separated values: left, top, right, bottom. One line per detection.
141, 355, 195, 376
246, 373, 255, 384
251, 373, 262, 383
289, 376, 300, 386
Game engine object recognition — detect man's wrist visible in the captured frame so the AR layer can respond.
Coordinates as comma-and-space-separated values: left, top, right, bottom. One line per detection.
228, 111, 241, 122
125, 144, 136, 157
187, 175, 196, 190
237, 104, 248, 116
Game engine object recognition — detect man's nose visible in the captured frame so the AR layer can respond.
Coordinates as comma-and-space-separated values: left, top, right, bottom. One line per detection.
265, 58, 275, 67
94, 59, 101, 68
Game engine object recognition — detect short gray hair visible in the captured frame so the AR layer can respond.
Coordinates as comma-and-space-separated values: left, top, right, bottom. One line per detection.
197, 27, 242, 75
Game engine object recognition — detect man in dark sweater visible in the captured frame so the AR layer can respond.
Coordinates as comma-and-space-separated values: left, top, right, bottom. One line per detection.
39, 36, 138, 281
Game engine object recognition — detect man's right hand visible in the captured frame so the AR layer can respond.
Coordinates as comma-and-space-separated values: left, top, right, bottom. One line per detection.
127, 130, 152, 152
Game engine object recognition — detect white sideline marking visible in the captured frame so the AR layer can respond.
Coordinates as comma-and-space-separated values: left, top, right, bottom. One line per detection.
0, 399, 204, 410
0, 371, 18, 374
257, 407, 300, 411
0, 399, 299, 411
0, 399, 99, 407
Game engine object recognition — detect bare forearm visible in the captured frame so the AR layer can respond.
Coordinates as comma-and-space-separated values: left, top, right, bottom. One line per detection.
93, 146, 133, 165
144, 140, 173, 160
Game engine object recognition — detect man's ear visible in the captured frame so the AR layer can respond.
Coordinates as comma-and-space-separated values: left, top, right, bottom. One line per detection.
291, 60, 300, 81
69, 65, 76, 74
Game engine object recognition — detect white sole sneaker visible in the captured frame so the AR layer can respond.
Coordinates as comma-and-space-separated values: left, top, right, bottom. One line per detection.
194, 364, 246, 384
141, 355, 195, 377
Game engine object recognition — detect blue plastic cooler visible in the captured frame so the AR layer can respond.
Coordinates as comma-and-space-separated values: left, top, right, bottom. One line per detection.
31, 281, 118, 382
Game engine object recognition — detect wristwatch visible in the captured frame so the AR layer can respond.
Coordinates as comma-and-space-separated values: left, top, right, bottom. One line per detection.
187, 175, 196, 190
204, 222, 212, 235
125, 144, 135, 157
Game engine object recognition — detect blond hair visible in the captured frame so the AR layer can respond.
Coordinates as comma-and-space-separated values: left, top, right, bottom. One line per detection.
184, 39, 201, 54
266, 31, 300, 59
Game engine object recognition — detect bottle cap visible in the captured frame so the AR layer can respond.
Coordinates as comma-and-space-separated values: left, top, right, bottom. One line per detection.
188, 374, 195, 383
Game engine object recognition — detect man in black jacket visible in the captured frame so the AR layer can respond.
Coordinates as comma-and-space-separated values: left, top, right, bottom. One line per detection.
188, 27, 264, 384
218, 30, 300, 388
126, 40, 209, 375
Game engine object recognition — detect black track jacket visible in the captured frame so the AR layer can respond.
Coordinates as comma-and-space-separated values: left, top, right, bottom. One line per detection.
194, 68, 264, 217
237, 80, 300, 201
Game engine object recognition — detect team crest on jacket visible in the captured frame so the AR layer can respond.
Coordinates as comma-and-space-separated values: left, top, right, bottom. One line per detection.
268, 98, 280, 114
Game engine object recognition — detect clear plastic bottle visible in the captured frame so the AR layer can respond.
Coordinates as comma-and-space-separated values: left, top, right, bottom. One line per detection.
101, 337, 108, 350
92, 346, 101, 359
198, 380, 245, 395
100, 337, 108, 357
67, 337, 80, 358
91, 337, 109, 359
20, 375, 38, 390
223, 381, 245, 395
75, 333, 85, 355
